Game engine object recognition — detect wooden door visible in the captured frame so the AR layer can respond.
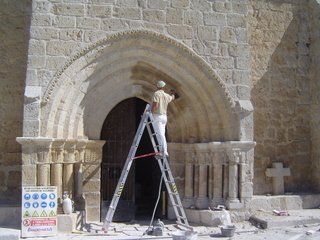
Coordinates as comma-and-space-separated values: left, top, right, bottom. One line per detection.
100, 98, 137, 221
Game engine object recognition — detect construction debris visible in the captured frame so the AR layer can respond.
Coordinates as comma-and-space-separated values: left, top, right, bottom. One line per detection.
273, 210, 290, 216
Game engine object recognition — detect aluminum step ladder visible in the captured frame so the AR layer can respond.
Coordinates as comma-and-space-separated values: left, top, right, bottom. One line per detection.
102, 104, 189, 232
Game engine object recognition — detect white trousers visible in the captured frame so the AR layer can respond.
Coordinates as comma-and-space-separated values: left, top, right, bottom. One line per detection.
153, 114, 168, 155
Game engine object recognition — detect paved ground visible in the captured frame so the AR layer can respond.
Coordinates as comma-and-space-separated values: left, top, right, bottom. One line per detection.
2, 220, 320, 240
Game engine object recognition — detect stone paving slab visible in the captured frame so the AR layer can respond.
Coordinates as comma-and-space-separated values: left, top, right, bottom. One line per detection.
250, 209, 320, 229
0, 227, 20, 240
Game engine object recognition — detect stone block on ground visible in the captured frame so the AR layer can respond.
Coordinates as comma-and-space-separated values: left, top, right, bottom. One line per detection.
57, 213, 77, 233
185, 209, 235, 226
248, 194, 320, 212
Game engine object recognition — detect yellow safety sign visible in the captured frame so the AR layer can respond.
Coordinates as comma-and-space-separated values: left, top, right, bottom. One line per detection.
32, 211, 39, 217
23, 211, 31, 218
49, 210, 56, 217
40, 210, 47, 217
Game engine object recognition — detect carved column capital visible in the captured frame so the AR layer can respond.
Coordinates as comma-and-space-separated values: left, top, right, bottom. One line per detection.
64, 140, 77, 163
76, 140, 87, 163
51, 140, 65, 163
226, 150, 241, 165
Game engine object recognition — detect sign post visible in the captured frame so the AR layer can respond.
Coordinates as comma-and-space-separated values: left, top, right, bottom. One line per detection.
21, 186, 57, 238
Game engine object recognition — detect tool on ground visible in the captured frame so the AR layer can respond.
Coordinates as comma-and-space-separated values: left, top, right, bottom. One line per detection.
146, 219, 165, 236
102, 104, 189, 232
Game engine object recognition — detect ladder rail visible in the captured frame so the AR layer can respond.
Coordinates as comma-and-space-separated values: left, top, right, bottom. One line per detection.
147, 112, 189, 226
155, 157, 188, 226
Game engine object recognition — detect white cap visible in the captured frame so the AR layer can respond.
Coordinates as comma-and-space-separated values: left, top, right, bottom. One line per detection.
157, 80, 166, 88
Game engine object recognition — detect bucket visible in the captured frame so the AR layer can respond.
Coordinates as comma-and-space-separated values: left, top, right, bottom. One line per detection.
220, 225, 236, 237
172, 230, 198, 240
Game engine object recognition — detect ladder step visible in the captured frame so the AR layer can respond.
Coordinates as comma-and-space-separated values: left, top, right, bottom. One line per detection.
168, 191, 179, 195
172, 204, 183, 207
166, 180, 175, 184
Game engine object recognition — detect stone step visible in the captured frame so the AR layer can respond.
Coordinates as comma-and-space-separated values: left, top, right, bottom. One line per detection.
249, 194, 320, 212
250, 209, 320, 229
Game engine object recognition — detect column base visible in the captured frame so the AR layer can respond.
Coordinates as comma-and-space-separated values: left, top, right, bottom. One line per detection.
209, 198, 225, 209
195, 197, 209, 209
183, 197, 195, 208
226, 198, 243, 209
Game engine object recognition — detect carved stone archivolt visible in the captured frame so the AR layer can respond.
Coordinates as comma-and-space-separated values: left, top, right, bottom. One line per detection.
38, 29, 244, 143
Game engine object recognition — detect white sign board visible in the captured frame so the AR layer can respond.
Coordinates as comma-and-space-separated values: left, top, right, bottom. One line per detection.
21, 186, 57, 238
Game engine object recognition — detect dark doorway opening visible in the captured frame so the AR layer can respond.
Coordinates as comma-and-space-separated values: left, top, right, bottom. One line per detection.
100, 97, 164, 222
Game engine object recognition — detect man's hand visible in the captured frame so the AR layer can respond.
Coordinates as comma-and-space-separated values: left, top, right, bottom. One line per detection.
170, 89, 180, 99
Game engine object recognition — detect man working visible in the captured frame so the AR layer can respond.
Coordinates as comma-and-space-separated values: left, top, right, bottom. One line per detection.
151, 80, 176, 157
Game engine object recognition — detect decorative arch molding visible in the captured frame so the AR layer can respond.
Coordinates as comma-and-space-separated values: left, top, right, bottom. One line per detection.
40, 30, 246, 142
42, 30, 235, 107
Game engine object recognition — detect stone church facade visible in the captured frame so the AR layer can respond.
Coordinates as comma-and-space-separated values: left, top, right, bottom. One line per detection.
0, 0, 319, 223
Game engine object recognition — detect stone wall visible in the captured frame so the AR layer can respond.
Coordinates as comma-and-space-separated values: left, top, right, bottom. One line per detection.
26, 0, 250, 102
249, 0, 312, 194
2, 0, 318, 206
0, 0, 31, 204
309, 0, 320, 191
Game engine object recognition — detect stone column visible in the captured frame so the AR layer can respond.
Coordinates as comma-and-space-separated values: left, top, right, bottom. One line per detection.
74, 140, 87, 199
207, 153, 213, 199
239, 148, 254, 204
209, 151, 223, 207
63, 140, 77, 198
51, 140, 65, 201
35, 139, 52, 186
83, 140, 105, 222
226, 150, 242, 209
195, 152, 209, 209
183, 163, 193, 208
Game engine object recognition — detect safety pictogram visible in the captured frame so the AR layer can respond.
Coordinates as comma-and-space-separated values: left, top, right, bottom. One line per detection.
49, 210, 56, 217
23, 219, 31, 227
23, 211, 31, 218
40, 210, 47, 217
32, 211, 39, 217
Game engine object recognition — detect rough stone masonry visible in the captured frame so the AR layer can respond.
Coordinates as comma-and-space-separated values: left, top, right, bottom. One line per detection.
0, 0, 319, 224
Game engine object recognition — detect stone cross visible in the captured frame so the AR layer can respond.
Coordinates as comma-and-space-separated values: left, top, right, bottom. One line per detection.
265, 162, 291, 195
